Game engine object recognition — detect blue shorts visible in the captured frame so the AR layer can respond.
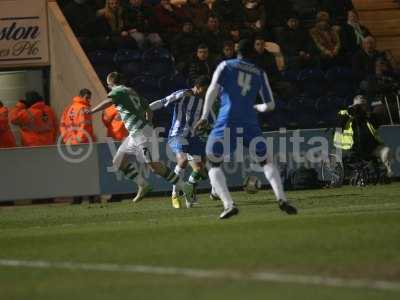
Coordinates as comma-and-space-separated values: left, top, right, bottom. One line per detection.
206, 125, 267, 162
168, 136, 206, 157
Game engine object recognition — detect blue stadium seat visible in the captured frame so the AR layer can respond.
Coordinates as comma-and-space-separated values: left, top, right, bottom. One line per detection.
93, 64, 115, 83
297, 68, 326, 98
114, 49, 144, 77
114, 48, 142, 64
130, 75, 159, 94
143, 47, 173, 63
87, 50, 115, 65
142, 47, 174, 78
325, 67, 356, 98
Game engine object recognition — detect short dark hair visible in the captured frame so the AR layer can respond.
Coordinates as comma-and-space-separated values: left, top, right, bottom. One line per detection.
254, 35, 265, 42
194, 75, 210, 87
107, 72, 123, 85
197, 43, 208, 50
25, 91, 42, 106
237, 39, 256, 58
223, 40, 234, 48
0, 100, 3, 107
79, 88, 92, 98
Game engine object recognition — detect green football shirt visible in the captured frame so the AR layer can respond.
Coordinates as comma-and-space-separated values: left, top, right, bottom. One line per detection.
108, 85, 150, 134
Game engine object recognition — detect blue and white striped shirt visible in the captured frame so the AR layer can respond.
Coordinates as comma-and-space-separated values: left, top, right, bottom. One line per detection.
160, 89, 205, 138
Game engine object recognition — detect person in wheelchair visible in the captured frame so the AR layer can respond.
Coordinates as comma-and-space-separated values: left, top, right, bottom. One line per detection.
334, 95, 393, 178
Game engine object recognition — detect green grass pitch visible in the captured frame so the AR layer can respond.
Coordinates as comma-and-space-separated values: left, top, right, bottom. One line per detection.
0, 183, 400, 300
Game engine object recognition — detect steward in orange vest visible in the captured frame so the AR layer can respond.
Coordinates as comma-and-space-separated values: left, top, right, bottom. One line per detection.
102, 104, 128, 141
60, 89, 96, 144
0, 101, 16, 148
10, 92, 57, 146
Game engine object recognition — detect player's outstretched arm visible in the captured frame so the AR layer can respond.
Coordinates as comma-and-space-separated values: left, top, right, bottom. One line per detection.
149, 100, 163, 111
90, 98, 113, 114
255, 71, 276, 113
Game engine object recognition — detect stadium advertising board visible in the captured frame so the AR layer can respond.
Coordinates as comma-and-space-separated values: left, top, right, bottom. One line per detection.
0, 0, 49, 67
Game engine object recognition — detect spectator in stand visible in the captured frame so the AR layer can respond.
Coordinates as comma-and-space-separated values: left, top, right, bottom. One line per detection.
309, 11, 343, 70
60, 89, 96, 145
0, 101, 16, 148
96, 0, 137, 49
279, 15, 314, 70
254, 36, 279, 75
102, 105, 128, 141
10, 91, 57, 147
242, 0, 266, 36
352, 36, 384, 83
321, 0, 354, 24
228, 23, 245, 47
253, 35, 286, 95
362, 57, 399, 96
188, 44, 214, 85
153, 0, 187, 41
63, 0, 100, 50
264, 0, 295, 39
340, 10, 371, 60
124, 0, 163, 49
200, 15, 227, 56
213, 0, 244, 32
180, 0, 212, 30
215, 40, 236, 65
171, 21, 201, 68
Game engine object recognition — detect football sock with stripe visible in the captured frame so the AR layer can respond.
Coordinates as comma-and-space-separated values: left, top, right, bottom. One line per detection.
263, 163, 287, 201
188, 171, 206, 185
172, 165, 184, 196
164, 167, 181, 185
208, 167, 234, 209
121, 163, 146, 186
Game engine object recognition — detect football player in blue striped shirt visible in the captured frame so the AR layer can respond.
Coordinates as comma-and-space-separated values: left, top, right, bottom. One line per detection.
150, 76, 216, 208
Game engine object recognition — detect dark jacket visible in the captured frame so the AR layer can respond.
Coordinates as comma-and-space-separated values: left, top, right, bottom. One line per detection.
340, 23, 371, 55
352, 50, 383, 82
124, 3, 154, 33
279, 27, 311, 57
188, 58, 214, 84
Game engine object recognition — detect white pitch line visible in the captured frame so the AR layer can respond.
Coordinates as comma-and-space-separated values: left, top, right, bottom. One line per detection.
0, 259, 399, 292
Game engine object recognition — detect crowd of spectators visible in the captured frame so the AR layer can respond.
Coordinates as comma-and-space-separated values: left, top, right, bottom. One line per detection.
55, 0, 400, 130
0, 0, 396, 148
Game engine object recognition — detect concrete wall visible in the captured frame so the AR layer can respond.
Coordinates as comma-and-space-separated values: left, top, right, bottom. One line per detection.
47, 2, 107, 139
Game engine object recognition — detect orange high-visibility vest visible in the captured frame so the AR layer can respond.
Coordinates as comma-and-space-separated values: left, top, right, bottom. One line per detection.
10, 101, 57, 146
60, 96, 96, 144
102, 105, 128, 141
0, 106, 16, 148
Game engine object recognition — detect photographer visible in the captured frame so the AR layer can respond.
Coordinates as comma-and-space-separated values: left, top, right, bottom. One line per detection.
334, 95, 393, 177
361, 57, 400, 125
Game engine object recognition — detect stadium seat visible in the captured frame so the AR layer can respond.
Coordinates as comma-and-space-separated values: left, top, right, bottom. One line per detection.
130, 75, 159, 94
87, 50, 115, 65
93, 64, 115, 83
114, 48, 143, 77
143, 47, 174, 78
325, 67, 356, 98
297, 68, 326, 98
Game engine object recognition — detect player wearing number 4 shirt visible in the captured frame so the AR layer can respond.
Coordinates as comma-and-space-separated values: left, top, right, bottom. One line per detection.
90, 72, 194, 202
194, 39, 298, 219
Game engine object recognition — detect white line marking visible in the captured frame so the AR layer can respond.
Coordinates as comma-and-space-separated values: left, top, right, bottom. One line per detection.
0, 259, 399, 291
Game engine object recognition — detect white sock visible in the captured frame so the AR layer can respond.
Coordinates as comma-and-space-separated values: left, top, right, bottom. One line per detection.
133, 164, 147, 187
263, 163, 287, 202
172, 165, 184, 196
208, 167, 234, 209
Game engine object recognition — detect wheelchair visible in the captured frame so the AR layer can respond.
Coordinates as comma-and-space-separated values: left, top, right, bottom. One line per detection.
321, 150, 390, 187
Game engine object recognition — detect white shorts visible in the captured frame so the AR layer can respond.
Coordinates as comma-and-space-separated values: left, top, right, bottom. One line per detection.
113, 126, 160, 165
